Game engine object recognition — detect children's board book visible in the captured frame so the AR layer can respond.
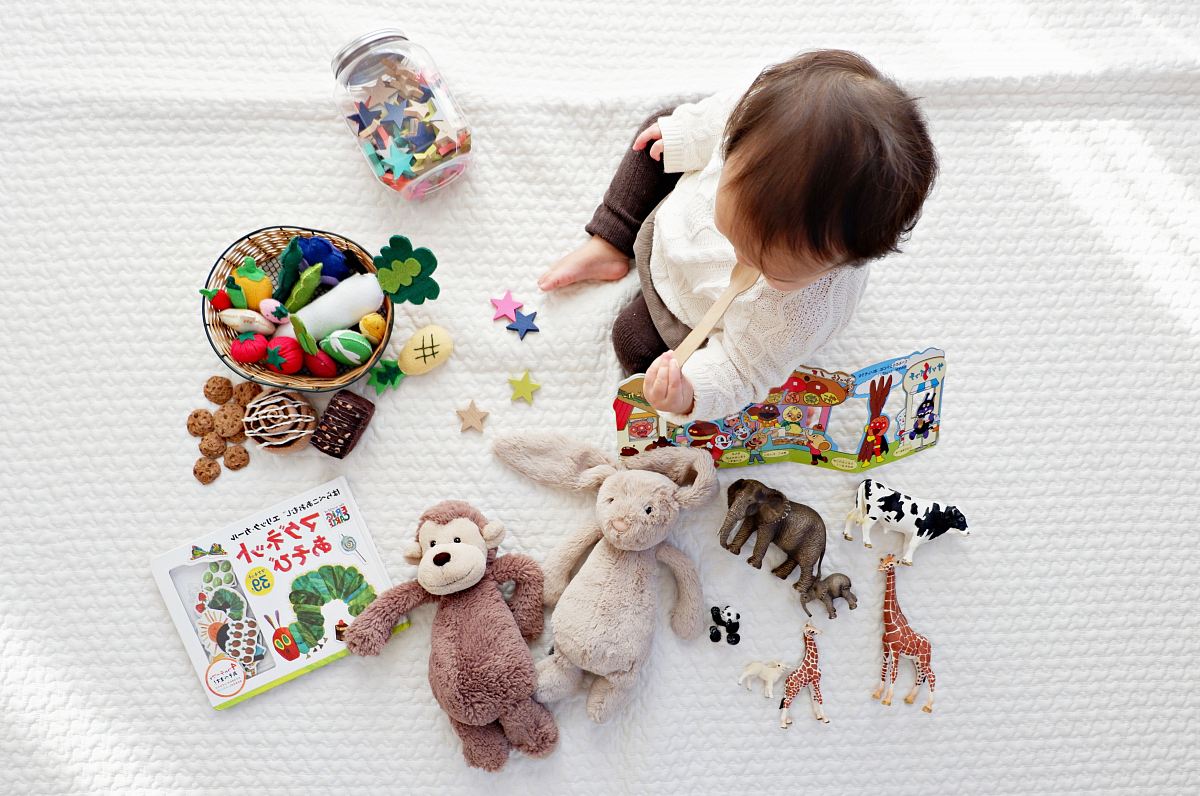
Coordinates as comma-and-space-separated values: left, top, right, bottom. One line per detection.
614, 347, 946, 471
152, 477, 403, 709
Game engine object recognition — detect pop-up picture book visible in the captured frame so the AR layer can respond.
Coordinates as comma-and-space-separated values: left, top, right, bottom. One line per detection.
613, 348, 946, 471
152, 477, 402, 709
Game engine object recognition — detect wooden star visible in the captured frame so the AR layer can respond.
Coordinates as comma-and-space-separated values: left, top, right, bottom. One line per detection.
363, 77, 400, 107
509, 371, 540, 404
456, 400, 489, 433
404, 100, 433, 121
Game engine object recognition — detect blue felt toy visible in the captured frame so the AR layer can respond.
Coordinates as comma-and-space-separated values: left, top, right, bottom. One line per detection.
298, 236, 352, 284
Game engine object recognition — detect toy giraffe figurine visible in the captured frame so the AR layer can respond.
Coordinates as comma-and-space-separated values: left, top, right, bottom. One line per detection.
875, 554, 936, 713
779, 623, 829, 727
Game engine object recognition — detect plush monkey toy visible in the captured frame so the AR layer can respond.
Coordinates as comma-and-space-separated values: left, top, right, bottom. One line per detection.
344, 500, 557, 771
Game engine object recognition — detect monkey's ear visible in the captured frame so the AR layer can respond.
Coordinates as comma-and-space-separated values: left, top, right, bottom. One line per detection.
481, 520, 506, 547
403, 539, 423, 565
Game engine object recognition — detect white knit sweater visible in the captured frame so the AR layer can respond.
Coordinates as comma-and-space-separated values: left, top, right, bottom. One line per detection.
653, 92, 870, 425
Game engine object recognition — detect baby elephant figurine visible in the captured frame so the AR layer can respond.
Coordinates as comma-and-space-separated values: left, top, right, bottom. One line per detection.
716, 478, 827, 596
800, 573, 857, 619
493, 433, 718, 723
739, 660, 788, 698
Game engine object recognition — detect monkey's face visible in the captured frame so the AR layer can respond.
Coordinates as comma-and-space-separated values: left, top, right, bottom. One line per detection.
412, 517, 490, 595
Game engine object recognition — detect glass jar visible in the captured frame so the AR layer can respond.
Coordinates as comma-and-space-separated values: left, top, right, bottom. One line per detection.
332, 30, 473, 200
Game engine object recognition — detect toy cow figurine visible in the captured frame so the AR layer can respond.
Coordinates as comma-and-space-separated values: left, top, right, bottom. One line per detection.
716, 479, 826, 596
843, 479, 969, 565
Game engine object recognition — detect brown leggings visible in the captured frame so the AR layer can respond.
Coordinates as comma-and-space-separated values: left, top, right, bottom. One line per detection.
586, 107, 681, 375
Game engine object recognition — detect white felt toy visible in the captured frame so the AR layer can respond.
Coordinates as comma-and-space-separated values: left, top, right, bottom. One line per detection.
273, 273, 384, 343
218, 308, 274, 334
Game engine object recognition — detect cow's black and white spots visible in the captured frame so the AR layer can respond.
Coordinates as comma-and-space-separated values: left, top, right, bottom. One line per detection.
843, 479, 969, 565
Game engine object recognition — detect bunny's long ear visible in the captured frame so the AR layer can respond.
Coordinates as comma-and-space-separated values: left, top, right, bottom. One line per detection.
492, 433, 618, 492
624, 446, 719, 508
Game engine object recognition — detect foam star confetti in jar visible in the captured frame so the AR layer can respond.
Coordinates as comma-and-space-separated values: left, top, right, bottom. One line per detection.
332, 30, 473, 200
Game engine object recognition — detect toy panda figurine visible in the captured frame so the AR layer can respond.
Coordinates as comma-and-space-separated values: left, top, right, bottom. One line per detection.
709, 605, 741, 645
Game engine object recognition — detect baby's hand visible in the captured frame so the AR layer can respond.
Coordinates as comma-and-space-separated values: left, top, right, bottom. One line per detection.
644, 351, 694, 415
632, 122, 664, 161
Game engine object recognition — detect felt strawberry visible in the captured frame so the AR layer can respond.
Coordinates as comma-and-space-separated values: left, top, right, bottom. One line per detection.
264, 337, 304, 375
229, 332, 268, 364
199, 287, 232, 311
304, 350, 339, 378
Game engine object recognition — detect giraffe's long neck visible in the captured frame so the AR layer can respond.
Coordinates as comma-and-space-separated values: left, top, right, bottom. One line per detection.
882, 568, 908, 633
802, 634, 818, 666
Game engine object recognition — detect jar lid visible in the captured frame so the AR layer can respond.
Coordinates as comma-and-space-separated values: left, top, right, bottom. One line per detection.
331, 29, 409, 77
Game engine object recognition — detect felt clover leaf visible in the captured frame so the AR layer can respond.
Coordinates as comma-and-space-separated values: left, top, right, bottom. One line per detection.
374, 234, 440, 305
367, 359, 406, 395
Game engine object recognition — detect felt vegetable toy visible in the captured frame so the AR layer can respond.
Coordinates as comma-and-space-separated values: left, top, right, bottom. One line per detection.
304, 350, 339, 378
275, 273, 385, 343
289, 315, 318, 356
229, 332, 268, 364
374, 234, 439, 305
320, 329, 374, 366
344, 501, 558, 771
298, 236, 351, 285
264, 337, 304, 374
258, 298, 289, 324
224, 275, 247, 309
199, 287, 232, 311
272, 237, 304, 302
233, 257, 273, 310
365, 325, 453, 395
492, 435, 717, 724
285, 263, 324, 312
358, 312, 386, 345
218, 309, 274, 335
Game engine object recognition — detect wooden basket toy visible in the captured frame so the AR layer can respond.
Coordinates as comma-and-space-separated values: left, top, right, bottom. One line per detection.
202, 226, 393, 393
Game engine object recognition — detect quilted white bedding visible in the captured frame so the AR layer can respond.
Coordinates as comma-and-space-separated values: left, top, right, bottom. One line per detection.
3, 1, 1198, 793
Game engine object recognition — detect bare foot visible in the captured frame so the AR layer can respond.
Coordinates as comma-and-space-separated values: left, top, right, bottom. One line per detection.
538, 235, 629, 291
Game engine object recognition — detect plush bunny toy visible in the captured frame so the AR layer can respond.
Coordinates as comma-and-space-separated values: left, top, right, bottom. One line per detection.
493, 434, 718, 723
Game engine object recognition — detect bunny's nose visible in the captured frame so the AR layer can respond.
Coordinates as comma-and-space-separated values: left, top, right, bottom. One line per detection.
433, 552, 451, 567
611, 518, 629, 532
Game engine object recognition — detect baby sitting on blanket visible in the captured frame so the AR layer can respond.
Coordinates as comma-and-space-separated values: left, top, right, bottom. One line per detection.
540, 50, 938, 425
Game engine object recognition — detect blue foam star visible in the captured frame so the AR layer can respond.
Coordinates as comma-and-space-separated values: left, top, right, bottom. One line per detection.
506, 310, 539, 340
380, 100, 408, 127
348, 101, 379, 132
403, 121, 437, 152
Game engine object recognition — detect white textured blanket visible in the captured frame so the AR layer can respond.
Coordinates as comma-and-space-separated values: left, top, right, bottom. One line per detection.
3, 1, 1198, 793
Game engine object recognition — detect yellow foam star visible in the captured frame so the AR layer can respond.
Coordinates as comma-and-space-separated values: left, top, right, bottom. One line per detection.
509, 371, 540, 404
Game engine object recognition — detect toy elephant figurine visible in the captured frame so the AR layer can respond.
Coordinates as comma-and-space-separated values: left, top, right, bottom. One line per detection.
716, 479, 826, 595
800, 573, 857, 619
493, 433, 718, 723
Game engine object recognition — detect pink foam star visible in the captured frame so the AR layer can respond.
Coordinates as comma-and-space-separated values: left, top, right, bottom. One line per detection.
491, 290, 523, 321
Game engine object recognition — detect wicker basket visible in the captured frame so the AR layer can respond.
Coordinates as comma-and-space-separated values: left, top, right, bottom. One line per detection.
202, 226, 393, 393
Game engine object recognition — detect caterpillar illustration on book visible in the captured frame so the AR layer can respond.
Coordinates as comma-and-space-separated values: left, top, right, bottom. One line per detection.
187, 561, 377, 669
262, 565, 378, 661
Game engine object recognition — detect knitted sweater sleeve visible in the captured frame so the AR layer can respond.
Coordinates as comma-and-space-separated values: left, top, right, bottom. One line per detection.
657, 91, 741, 174
660, 267, 870, 426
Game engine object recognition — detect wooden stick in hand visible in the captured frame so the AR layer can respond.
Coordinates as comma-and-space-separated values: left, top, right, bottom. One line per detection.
671, 262, 758, 367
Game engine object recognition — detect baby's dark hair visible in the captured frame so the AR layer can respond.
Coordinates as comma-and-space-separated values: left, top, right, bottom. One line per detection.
722, 50, 938, 267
